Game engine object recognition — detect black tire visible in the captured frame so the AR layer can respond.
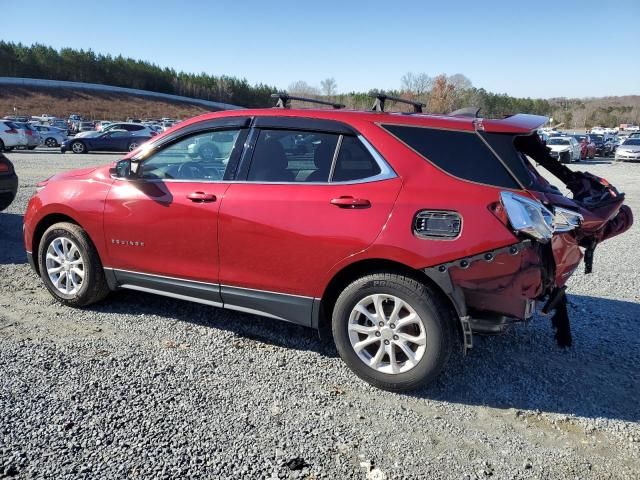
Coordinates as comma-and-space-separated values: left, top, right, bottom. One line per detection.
128, 141, 139, 152
70, 140, 86, 154
0, 139, 4, 152
332, 273, 454, 392
44, 137, 58, 147
37, 222, 110, 307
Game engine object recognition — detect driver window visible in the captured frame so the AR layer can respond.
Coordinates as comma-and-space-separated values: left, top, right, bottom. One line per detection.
139, 129, 242, 181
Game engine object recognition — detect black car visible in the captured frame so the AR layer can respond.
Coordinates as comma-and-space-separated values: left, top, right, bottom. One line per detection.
61, 130, 150, 154
0, 153, 18, 211
589, 135, 608, 156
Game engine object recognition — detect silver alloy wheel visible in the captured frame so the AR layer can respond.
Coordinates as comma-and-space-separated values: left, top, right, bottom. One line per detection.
45, 137, 57, 147
71, 142, 85, 153
128, 142, 139, 151
348, 294, 427, 374
45, 237, 85, 295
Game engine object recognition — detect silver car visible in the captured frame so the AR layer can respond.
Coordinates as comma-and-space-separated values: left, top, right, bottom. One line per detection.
14, 123, 41, 150
615, 139, 640, 161
33, 125, 68, 147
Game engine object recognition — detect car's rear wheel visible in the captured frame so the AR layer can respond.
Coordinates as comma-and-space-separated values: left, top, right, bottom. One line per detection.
332, 273, 454, 391
37, 222, 110, 307
44, 137, 58, 147
70, 141, 86, 154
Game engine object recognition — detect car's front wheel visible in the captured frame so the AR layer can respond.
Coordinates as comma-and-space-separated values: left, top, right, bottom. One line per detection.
37, 222, 110, 307
128, 141, 139, 152
332, 273, 454, 391
70, 141, 86, 154
44, 137, 58, 147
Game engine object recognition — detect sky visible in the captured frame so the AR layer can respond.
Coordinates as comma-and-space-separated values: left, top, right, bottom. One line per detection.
2, 0, 639, 99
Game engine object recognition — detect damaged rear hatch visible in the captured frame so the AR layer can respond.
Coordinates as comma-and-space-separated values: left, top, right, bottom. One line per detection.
479, 114, 633, 344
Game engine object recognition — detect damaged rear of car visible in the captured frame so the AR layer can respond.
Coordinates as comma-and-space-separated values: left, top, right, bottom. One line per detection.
380, 113, 632, 354
431, 115, 632, 348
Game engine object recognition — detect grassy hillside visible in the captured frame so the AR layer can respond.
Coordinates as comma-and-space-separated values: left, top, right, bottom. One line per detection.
0, 86, 213, 121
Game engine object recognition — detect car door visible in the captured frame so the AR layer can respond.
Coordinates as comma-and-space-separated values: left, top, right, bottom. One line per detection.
218, 123, 401, 324
102, 124, 248, 304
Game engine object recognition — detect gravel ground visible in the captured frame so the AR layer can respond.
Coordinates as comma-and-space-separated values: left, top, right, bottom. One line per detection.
1, 148, 639, 479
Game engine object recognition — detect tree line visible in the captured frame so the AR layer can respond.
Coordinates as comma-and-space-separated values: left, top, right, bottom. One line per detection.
0, 41, 276, 107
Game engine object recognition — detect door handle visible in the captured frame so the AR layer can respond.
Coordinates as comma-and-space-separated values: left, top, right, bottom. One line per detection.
330, 196, 371, 209
187, 192, 217, 203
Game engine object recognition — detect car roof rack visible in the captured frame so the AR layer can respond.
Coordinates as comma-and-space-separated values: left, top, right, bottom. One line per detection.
371, 93, 426, 113
271, 93, 345, 109
449, 107, 482, 118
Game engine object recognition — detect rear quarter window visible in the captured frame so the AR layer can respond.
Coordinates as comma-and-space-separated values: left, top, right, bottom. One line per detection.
382, 125, 519, 189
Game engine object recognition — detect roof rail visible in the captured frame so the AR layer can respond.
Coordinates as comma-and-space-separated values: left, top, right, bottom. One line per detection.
449, 107, 482, 118
371, 93, 425, 113
271, 93, 345, 109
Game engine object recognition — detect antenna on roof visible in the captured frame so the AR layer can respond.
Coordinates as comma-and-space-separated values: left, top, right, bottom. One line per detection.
271, 93, 345, 109
449, 107, 482, 118
370, 93, 425, 113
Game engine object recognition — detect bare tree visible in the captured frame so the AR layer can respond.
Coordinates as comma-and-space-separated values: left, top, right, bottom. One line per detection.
288, 80, 320, 97
447, 73, 472, 91
400, 72, 433, 95
320, 78, 337, 97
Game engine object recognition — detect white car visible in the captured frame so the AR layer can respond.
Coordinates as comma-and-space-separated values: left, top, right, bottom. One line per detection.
100, 122, 156, 138
546, 136, 581, 163
615, 139, 640, 161
590, 126, 606, 135
0, 120, 28, 151
626, 125, 640, 132
32, 125, 68, 147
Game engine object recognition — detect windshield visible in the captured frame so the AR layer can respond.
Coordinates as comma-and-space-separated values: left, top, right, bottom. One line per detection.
547, 138, 570, 145
622, 139, 640, 145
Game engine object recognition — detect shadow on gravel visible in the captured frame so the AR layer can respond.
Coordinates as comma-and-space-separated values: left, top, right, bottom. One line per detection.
413, 294, 640, 423
88, 288, 640, 423
0, 213, 26, 265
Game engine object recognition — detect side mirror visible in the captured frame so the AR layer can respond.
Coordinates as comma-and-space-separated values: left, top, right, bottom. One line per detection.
111, 159, 132, 178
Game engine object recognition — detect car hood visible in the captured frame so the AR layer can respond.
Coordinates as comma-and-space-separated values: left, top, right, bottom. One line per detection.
618, 145, 640, 152
74, 131, 99, 138
49, 166, 101, 182
547, 144, 571, 152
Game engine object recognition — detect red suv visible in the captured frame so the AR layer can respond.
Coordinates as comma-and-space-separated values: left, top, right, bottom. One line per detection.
23, 97, 633, 391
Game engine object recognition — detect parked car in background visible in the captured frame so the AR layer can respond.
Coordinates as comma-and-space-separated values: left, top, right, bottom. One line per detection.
615, 138, 640, 161
77, 122, 97, 134
628, 132, 640, 140
545, 136, 581, 162
99, 122, 157, 137
0, 120, 27, 152
0, 153, 18, 211
589, 134, 608, 156
590, 126, 606, 135
95, 121, 113, 131
13, 123, 41, 150
23, 103, 633, 391
32, 125, 68, 147
571, 135, 596, 159
61, 130, 150, 154
625, 125, 640, 132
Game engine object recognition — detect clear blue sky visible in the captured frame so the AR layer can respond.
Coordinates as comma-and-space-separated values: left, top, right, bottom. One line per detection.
2, 0, 638, 98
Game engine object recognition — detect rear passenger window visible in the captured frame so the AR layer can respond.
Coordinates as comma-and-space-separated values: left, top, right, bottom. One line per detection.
247, 130, 338, 182
382, 125, 519, 189
332, 136, 381, 182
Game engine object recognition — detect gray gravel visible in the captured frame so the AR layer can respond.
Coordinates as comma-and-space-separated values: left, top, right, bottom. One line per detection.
1, 148, 639, 479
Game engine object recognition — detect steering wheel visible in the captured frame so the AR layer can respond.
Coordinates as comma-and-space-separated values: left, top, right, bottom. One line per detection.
177, 161, 207, 180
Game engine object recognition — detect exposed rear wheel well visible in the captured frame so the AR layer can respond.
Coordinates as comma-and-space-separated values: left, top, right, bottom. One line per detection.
318, 258, 459, 338
31, 214, 80, 274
